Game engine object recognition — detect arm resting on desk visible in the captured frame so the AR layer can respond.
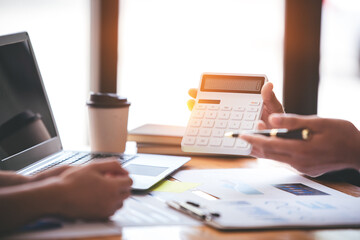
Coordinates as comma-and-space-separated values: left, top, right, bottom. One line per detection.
0, 177, 61, 234
0, 160, 132, 234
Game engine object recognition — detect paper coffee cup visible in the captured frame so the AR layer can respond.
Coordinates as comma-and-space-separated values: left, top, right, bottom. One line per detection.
87, 93, 130, 153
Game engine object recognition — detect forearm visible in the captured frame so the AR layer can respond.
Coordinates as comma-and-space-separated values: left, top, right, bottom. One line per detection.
0, 177, 62, 234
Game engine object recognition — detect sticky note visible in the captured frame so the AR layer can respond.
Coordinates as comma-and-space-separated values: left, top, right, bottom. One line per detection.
151, 180, 200, 193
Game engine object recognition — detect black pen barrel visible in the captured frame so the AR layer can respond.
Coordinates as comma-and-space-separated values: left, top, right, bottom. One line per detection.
257, 129, 307, 140
275, 129, 303, 139
227, 128, 311, 140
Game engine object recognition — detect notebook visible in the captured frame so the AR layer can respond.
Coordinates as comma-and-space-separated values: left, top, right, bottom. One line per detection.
0, 32, 190, 190
127, 124, 185, 145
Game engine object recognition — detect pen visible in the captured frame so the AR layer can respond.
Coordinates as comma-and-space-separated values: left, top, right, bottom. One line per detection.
167, 201, 220, 221
224, 128, 311, 141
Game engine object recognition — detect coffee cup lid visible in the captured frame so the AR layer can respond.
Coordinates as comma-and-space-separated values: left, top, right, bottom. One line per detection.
87, 92, 131, 108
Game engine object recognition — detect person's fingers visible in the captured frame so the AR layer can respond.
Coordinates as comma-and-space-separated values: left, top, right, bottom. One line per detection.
250, 145, 292, 161
187, 87, 197, 110
111, 175, 133, 189
51, 165, 72, 173
114, 166, 129, 175
261, 82, 284, 114
268, 114, 320, 130
187, 99, 195, 111
104, 167, 129, 177
116, 201, 124, 210
256, 120, 267, 130
89, 160, 125, 174
118, 189, 131, 200
188, 88, 197, 99
33, 165, 73, 181
240, 133, 302, 154
249, 147, 263, 158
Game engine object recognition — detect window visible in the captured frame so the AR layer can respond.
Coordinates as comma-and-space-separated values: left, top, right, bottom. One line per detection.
0, 0, 90, 149
118, 0, 285, 130
319, 0, 360, 128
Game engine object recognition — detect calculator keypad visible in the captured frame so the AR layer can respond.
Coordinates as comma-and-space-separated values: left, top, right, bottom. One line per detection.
182, 101, 261, 155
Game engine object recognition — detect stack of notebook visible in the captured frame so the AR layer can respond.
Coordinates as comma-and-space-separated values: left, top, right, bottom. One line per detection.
127, 124, 188, 156
128, 124, 240, 157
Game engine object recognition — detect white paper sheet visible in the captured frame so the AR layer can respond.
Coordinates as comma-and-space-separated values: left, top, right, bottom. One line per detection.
170, 168, 360, 229
172, 168, 353, 200
111, 195, 199, 227
4, 194, 199, 240
200, 197, 360, 229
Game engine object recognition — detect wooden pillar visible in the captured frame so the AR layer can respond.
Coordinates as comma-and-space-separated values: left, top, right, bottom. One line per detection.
283, 0, 322, 115
90, 0, 119, 93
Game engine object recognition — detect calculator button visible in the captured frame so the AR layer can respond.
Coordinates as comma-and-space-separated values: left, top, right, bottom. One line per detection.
241, 121, 254, 130
187, 128, 199, 136
183, 137, 196, 145
202, 119, 215, 128
193, 111, 205, 119
247, 107, 259, 112
190, 119, 202, 127
235, 139, 249, 148
249, 101, 260, 106
208, 105, 220, 110
219, 112, 230, 120
234, 106, 246, 112
209, 138, 222, 147
223, 138, 235, 147
195, 104, 207, 110
221, 106, 232, 111
230, 112, 243, 120
205, 111, 217, 119
229, 121, 241, 129
244, 113, 257, 121
199, 128, 212, 137
215, 120, 228, 129
212, 129, 225, 137
197, 138, 209, 146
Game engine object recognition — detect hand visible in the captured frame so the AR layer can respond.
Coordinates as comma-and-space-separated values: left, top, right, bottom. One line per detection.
30, 165, 72, 182
240, 114, 360, 177
186, 88, 197, 111
56, 160, 132, 220
186, 82, 284, 127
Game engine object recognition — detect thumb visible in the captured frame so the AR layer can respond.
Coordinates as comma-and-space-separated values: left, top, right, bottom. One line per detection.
188, 88, 197, 99
187, 99, 195, 111
261, 82, 284, 114
269, 113, 319, 130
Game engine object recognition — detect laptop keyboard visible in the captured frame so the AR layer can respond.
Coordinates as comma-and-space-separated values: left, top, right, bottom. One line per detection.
29, 152, 137, 176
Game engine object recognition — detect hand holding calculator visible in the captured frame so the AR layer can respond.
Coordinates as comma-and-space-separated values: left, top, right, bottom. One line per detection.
181, 73, 267, 156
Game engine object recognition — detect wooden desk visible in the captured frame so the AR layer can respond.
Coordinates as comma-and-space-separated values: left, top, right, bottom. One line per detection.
83, 156, 360, 240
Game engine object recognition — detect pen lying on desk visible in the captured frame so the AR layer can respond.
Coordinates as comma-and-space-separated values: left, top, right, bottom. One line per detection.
166, 201, 220, 221
224, 128, 312, 141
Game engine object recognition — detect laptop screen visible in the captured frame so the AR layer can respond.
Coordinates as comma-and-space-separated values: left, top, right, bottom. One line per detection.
0, 32, 62, 170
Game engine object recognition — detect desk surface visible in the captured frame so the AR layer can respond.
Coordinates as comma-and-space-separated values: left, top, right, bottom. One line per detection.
82, 156, 360, 240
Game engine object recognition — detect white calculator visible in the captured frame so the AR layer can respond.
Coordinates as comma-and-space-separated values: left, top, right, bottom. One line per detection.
181, 73, 267, 156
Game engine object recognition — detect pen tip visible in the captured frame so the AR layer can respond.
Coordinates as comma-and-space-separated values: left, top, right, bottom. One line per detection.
224, 132, 234, 137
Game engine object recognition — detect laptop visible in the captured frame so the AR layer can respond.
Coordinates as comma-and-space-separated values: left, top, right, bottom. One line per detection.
0, 32, 190, 190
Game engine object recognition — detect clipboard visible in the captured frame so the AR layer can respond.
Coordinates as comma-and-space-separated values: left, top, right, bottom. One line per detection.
167, 197, 360, 230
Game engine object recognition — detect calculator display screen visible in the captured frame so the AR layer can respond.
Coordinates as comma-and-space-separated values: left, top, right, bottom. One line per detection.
201, 75, 265, 93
